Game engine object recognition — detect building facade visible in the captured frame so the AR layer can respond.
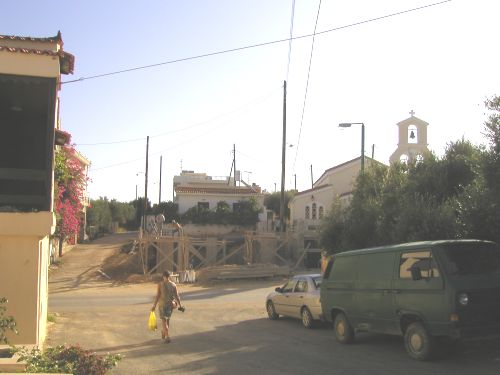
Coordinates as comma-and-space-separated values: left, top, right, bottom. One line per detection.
0, 32, 74, 346
174, 170, 265, 216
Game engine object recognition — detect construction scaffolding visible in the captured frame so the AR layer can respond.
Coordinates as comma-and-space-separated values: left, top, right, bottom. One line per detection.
138, 230, 298, 280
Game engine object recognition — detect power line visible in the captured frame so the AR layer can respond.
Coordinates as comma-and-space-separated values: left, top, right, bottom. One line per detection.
90, 104, 266, 172
77, 86, 281, 146
293, 0, 322, 172
62, 0, 452, 85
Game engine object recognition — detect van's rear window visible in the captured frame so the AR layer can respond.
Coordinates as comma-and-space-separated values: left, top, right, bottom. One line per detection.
441, 243, 500, 276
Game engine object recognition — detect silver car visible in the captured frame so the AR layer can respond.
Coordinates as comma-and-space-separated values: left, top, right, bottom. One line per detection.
266, 274, 322, 328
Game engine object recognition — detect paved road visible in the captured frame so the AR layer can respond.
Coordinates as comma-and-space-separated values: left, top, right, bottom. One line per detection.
47, 233, 500, 374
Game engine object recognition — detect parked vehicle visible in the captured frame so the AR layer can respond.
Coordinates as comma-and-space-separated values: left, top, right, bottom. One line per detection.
320, 240, 500, 360
266, 274, 322, 328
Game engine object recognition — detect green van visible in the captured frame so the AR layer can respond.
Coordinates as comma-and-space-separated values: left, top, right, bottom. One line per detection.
320, 239, 500, 360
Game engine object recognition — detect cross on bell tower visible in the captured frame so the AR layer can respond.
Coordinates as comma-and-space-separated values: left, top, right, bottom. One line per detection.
389, 111, 429, 164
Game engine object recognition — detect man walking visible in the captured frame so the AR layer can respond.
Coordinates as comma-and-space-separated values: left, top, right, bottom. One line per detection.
152, 271, 183, 343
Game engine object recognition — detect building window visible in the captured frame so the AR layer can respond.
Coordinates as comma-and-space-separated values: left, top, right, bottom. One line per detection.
198, 202, 209, 211
312, 203, 317, 220
319, 206, 324, 219
305, 206, 310, 219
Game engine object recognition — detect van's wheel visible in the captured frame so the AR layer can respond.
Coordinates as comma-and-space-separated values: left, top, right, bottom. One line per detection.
301, 307, 314, 329
404, 322, 434, 360
266, 301, 279, 320
333, 312, 354, 343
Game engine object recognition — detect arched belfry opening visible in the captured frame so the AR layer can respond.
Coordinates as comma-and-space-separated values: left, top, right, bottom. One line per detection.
408, 125, 418, 144
390, 110, 430, 164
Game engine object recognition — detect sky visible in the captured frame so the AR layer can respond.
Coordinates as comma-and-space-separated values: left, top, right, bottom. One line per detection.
3, 0, 499, 203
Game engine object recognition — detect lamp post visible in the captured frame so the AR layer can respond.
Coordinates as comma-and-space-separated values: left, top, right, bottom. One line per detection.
339, 122, 365, 174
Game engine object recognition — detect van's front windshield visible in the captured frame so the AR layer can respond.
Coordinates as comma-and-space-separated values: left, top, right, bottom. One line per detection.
441, 242, 500, 276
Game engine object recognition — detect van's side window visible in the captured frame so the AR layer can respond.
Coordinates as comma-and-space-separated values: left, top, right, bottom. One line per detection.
399, 251, 440, 279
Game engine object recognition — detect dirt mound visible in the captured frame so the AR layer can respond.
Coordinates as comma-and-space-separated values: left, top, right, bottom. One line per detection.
101, 241, 149, 283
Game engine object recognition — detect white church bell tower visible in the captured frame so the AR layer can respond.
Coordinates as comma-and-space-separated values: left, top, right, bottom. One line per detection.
390, 111, 430, 164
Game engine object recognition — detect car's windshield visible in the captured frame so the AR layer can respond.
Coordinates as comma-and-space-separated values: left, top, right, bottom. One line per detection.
441, 242, 500, 276
313, 276, 322, 289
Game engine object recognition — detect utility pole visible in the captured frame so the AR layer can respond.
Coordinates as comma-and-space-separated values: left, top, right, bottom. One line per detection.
361, 123, 365, 174
144, 136, 149, 232
372, 144, 375, 159
233, 144, 236, 187
159, 155, 162, 205
294, 174, 297, 191
310, 164, 314, 189
280, 81, 287, 232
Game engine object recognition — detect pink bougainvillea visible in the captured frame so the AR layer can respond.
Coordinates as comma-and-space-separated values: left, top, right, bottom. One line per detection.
53, 145, 87, 252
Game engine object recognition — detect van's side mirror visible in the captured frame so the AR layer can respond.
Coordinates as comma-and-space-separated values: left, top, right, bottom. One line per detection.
275, 287, 282, 293
411, 266, 422, 281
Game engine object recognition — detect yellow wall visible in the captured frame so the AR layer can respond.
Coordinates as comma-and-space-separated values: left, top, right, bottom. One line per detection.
0, 213, 54, 345
0, 51, 60, 78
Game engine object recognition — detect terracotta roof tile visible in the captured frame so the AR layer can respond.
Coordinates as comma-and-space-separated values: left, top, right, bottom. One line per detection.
175, 186, 262, 195
0, 31, 62, 44
0, 45, 59, 57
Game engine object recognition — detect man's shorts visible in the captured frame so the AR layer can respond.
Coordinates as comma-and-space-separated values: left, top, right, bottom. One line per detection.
159, 304, 173, 320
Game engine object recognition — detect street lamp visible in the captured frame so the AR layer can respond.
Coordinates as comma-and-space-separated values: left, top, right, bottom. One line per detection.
339, 122, 365, 174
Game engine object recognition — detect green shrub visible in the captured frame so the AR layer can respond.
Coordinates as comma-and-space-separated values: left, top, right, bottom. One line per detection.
13, 345, 122, 375
47, 313, 57, 323
0, 297, 17, 344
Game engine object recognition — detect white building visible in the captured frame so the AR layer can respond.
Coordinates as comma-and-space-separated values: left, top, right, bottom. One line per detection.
289, 157, 381, 234
289, 112, 430, 254
174, 170, 265, 216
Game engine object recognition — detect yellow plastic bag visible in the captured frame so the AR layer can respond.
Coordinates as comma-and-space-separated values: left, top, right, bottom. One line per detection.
148, 311, 157, 331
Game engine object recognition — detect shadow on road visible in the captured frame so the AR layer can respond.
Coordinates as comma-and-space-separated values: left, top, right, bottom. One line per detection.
180, 279, 284, 301
100, 317, 500, 375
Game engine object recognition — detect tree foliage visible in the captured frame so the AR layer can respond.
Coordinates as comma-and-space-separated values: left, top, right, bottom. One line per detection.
0, 297, 17, 344
181, 199, 261, 226
152, 201, 179, 222
87, 197, 136, 233
264, 190, 296, 219
456, 95, 500, 244
319, 135, 490, 254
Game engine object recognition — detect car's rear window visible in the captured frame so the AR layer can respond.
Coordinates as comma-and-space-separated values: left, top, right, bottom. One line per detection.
441, 242, 500, 276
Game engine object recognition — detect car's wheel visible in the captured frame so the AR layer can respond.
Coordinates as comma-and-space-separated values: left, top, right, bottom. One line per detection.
301, 307, 314, 329
266, 301, 279, 320
404, 322, 435, 361
333, 312, 354, 344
